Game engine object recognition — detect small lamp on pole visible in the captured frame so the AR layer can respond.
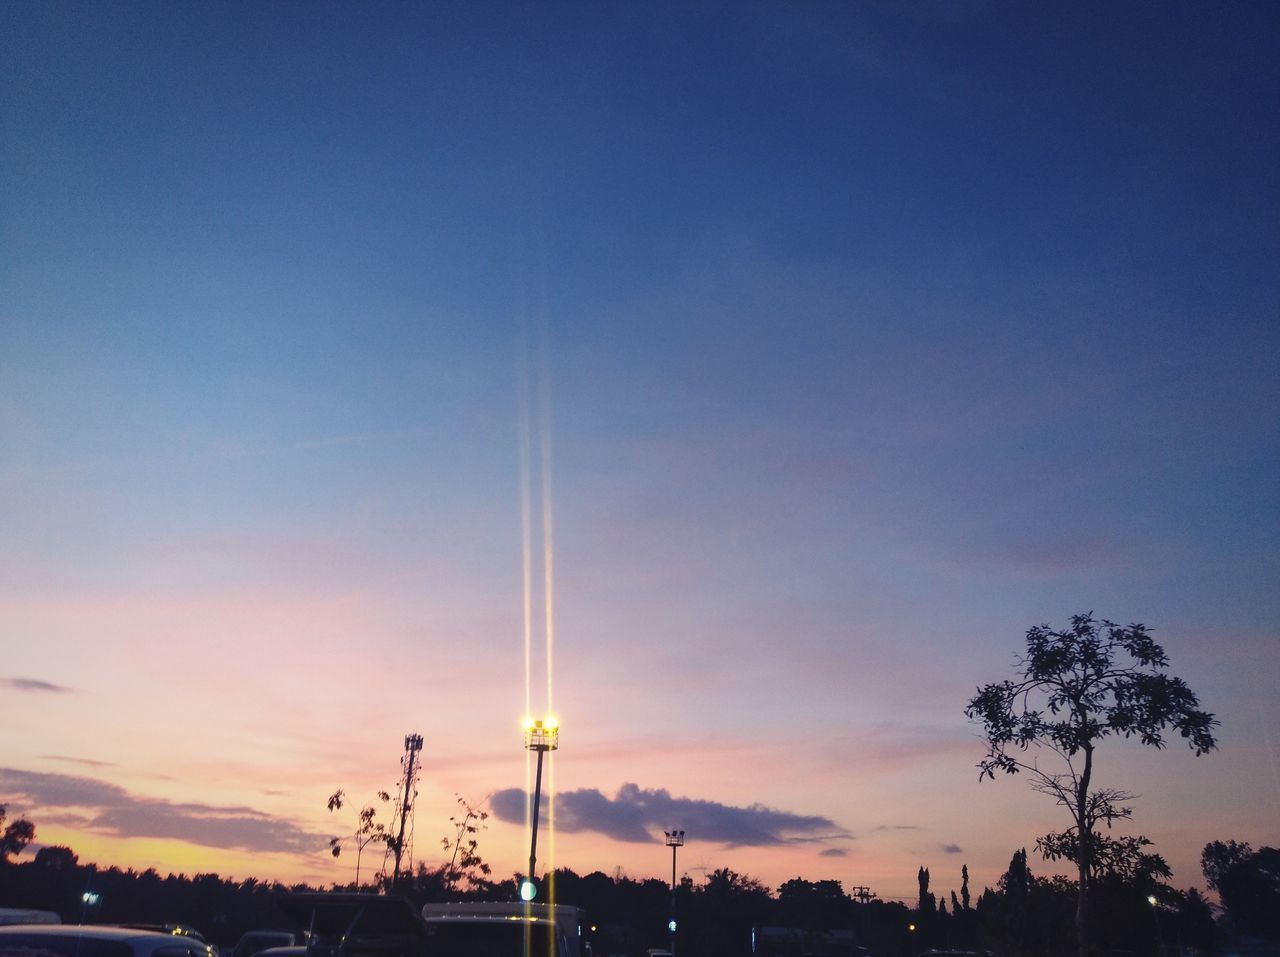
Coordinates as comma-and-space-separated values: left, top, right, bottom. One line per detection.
665, 828, 685, 957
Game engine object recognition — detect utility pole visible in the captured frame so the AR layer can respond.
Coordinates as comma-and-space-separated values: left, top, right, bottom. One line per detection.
850, 885, 876, 952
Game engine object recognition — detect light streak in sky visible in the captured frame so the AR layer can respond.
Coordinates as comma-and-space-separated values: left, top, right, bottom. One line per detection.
519, 293, 557, 890
539, 343, 555, 717
520, 353, 534, 724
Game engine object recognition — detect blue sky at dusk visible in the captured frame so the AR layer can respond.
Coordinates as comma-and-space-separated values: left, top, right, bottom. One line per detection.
2, 2, 1277, 901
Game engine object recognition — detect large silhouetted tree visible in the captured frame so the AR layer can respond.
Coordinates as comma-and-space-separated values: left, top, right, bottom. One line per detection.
965, 613, 1217, 957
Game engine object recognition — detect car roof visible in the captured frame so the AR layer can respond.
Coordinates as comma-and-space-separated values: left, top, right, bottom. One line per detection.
274, 894, 426, 942
116, 925, 209, 941
0, 926, 183, 941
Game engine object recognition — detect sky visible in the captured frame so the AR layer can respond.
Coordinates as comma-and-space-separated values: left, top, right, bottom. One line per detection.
1, 0, 1277, 907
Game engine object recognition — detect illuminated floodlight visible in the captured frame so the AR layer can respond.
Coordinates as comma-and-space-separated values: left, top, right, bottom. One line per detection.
524, 717, 560, 752
520, 878, 538, 901
668, 920, 677, 933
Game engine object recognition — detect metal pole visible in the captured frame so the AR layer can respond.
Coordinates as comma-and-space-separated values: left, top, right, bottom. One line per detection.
529, 746, 546, 885
669, 842, 678, 957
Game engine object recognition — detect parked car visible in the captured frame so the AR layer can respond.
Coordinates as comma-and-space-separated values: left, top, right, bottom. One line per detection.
421, 902, 586, 957
116, 924, 216, 957
231, 931, 307, 957
0, 924, 212, 957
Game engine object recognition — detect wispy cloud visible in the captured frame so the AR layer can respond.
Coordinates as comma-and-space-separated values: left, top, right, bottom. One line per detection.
819, 848, 848, 858
3, 678, 75, 694
0, 768, 328, 855
491, 782, 850, 847
941, 843, 964, 854
42, 755, 116, 768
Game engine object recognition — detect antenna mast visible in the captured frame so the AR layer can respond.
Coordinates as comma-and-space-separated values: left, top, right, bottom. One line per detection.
389, 732, 424, 886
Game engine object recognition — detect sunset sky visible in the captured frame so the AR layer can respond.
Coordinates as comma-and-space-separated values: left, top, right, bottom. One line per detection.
2, 2, 1277, 907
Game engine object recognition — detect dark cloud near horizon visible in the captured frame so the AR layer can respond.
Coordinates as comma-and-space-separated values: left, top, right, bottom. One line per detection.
491, 783, 850, 847
941, 844, 963, 854
3, 678, 75, 694
819, 848, 848, 858
0, 767, 327, 855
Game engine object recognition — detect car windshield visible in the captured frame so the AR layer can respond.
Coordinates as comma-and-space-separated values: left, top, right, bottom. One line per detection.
423, 923, 557, 957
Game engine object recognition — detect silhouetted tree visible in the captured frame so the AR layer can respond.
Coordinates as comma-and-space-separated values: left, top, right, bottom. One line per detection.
917, 866, 936, 913
32, 846, 77, 874
439, 794, 493, 893
776, 877, 850, 944
326, 788, 392, 888
0, 805, 35, 862
966, 613, 1218, 957
692, 868, 771, 957
976, 850, 1075, 957
1202, 840, 1280, 941
1174, 886, 1217, 953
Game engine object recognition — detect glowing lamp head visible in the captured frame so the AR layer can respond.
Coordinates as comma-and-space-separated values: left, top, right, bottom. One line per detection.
668, 920, 677, 933
524, 716, 560, 751
519, 878, 538, 901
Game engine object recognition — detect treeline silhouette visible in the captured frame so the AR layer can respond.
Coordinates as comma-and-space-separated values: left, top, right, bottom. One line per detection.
2, 842, 1276, 957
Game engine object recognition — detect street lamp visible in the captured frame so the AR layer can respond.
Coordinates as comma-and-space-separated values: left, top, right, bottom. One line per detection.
522, 717, 560, 901
665, 829, 685, 957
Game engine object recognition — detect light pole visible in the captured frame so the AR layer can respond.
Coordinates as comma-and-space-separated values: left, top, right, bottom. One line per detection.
522, 717, 559, 901
665, 828, 685, 957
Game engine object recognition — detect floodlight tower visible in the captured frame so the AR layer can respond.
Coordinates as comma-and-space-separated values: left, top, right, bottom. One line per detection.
390, 732, 424, 886
665, 828, 685, 957
521, 717, 559, 900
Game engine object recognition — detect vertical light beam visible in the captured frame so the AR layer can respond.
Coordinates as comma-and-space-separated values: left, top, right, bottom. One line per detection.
538, 336, 554, 716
